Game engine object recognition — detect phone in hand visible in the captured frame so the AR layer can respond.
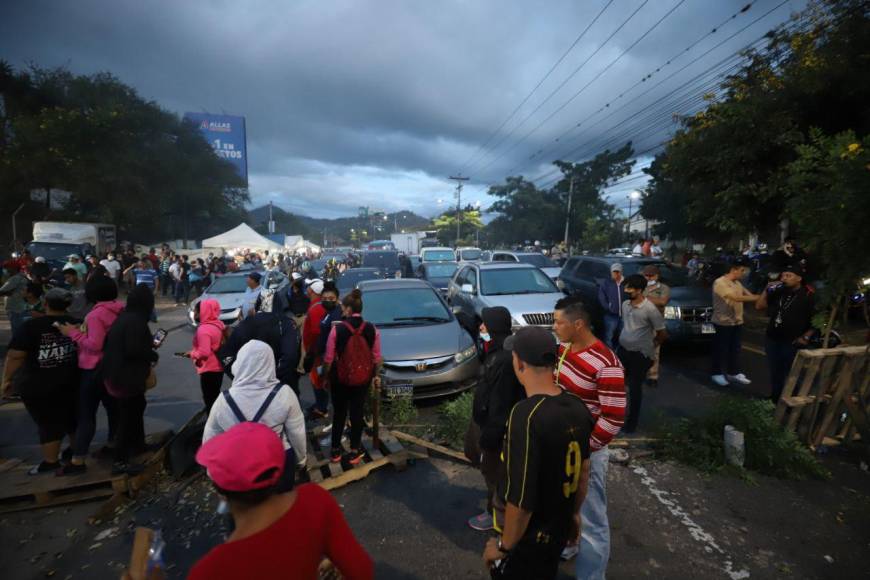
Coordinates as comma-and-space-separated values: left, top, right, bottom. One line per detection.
152, 328, 168, 348
173, 352, 189, 358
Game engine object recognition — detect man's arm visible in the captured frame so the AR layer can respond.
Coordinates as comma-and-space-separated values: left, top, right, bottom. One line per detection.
567, 460, 592, 545
591, 365, 626, 450
1, 350, 27, 396
122, 264, 136, 275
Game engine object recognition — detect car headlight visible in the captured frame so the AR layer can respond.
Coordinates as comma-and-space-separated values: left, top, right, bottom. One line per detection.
454, 344, 477, 364
664, 305, 681, 320
862, 276, 870, 287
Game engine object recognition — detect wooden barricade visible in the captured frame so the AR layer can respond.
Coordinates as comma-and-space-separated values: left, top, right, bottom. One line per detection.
775, 345, 870, 450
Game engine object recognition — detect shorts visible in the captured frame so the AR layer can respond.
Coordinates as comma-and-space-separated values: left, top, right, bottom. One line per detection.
490, 532, 565, 580
22, 392, 77, 444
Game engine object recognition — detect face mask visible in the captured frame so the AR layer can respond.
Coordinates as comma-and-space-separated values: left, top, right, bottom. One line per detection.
321, 300, 337, 311
479, 332, 491, 342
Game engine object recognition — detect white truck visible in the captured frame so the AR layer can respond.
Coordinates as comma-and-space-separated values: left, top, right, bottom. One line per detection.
27, 222, 117, 267
390, 232, 426, 255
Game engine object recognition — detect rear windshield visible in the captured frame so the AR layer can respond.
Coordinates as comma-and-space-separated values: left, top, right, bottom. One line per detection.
206, 276, 249, 294
621, 262, 690, 287
423, 250, 455, 262
362, 252, 400, 268
459, 249, 482, 261
516, 254, 555, 268
26, 242, 83, 260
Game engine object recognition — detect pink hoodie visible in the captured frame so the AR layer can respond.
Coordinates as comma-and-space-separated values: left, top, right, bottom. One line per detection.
190, 299, 226, 374
69, 300, 125, 370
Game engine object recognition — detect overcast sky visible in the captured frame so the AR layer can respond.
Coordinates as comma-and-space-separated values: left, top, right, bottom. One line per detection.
1, 0, 803, 219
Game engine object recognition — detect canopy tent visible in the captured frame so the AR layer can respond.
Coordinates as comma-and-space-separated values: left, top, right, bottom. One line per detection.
284, 235, 321, 254
201, 223, 285, 253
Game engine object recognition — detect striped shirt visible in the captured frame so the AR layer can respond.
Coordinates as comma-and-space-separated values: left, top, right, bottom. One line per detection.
133, 268, 158, 289
556, 340, 626, 451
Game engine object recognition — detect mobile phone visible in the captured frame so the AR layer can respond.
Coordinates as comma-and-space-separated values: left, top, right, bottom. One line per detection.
173, 352, 189, 358
152, 328, 168, 348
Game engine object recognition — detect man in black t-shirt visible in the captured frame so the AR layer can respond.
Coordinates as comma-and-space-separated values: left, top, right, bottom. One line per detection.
483, 327, 594, 580
755, 262, 815, 402
2, 288, 80, 474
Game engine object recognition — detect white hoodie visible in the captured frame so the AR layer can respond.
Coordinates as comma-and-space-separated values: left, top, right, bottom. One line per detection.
203, 340, 307, 466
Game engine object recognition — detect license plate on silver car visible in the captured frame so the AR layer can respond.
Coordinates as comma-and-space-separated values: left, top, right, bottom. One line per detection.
385, 383, 414, 397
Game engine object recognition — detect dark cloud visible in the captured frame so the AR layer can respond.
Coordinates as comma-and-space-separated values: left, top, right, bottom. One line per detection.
1, 0, 802, 217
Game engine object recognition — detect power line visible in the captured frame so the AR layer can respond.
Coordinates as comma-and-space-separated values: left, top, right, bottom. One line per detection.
475, 0, 691, 177
464, 0, 652, 176
455, 0, 615, 175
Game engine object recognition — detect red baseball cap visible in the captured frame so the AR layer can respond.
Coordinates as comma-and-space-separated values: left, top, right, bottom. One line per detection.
196, 422, 285, 492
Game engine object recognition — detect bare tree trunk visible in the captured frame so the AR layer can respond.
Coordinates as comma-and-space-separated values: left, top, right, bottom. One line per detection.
823, 302, 839, 349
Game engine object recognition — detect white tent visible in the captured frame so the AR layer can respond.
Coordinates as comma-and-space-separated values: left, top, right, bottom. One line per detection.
284, 235, 321, 254
201, 223, 285, 253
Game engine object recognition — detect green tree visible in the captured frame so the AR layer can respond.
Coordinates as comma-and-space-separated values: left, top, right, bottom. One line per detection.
433, 206, 483, 246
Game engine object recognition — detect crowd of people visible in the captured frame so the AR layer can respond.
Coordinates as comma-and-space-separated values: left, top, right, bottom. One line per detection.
0, 234, 823, 579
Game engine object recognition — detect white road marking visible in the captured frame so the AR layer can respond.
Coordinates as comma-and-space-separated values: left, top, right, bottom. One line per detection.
631, 464, 751, 580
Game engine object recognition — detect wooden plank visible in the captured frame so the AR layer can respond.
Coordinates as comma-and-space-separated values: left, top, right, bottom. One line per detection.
776, 354, 810, 422
0, 458, 23, 474
0, 484, 115, 514
786, 358, 823, 431
318, 450, 409, 492
781, 395, 817, 408
390, 430, 470, 464
811, 355, 860, 447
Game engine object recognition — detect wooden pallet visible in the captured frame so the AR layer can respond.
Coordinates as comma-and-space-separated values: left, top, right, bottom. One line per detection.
775, 345, 870, 450
303, 421, 409, 491
0, 431, 173, 514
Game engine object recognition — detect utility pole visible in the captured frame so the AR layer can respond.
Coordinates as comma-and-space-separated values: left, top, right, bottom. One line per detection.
563, 175, 575, 251
449, 174, 469, 246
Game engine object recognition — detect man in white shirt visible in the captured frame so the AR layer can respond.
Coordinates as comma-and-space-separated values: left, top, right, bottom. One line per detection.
169, 259, 184, 306
243, 272, 263, 318
100, 254, 122, 283
650, 236, 663, 258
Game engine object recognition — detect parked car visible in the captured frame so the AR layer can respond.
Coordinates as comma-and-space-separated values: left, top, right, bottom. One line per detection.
488, 251, 561, 281
360, 250, 402, 278
447, 263, 564, 330
557, 255, 714, 340
420, 247, 456, 262
188, 270, 288, 326
417, 261, 459, 296
358, 279, 480, 400
455, 247, 483, 262
336, 267, 381, 294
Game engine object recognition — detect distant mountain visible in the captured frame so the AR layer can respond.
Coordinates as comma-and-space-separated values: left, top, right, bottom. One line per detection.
246, 205, 432, 245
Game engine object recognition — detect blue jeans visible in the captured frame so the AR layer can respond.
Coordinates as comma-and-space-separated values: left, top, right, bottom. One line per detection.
73, 369, 118, 459
160, 273, 174, 296
601, 313, 622, 351
765, 338, 797, 402
711, 324, 742, 375
9, 310, 28, 337
576, 448, 610, 580
174, 280, 189, 304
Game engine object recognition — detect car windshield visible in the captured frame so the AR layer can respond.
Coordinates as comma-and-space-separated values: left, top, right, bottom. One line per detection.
206, 276, 250, 294
337, 270, 380, 289
362, 287, 451, 326
26, 242, 82, 260
362, 252, 399, 269
481, 268, 559, 295
516, 254, 556, 268
425, 263, 458, 278
621, 262, 690, 287
459, 249, 482, 260
423, 250, 455, 262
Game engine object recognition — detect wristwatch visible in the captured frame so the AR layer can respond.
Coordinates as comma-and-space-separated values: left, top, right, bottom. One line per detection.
497, 538, 511, 554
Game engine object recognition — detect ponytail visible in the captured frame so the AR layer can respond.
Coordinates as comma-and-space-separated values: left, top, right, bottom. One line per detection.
342, 288, 363, 314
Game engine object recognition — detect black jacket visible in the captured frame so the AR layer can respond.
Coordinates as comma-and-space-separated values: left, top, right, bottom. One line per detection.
102, 286, 157, 397
219, 312, 300, 387
472, 339, 526, 451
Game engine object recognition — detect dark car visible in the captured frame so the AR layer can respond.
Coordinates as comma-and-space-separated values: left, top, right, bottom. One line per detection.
361, 250, 402, 278
557, 256, 714, 341
416, 261, 459, 296
336, 267, 382, 294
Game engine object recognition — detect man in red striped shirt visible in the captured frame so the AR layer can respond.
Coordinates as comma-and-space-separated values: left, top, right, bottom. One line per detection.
553, 295, 625, 579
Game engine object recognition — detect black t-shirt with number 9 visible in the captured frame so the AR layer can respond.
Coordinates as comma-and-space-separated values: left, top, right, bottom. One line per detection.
500, 391, 594, 541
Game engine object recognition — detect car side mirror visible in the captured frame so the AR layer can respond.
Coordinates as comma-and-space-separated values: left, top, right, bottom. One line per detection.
461, 283, 475, 294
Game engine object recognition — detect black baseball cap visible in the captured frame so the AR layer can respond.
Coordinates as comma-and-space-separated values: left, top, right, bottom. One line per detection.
248, 272, 262, 282
504, 326, 558, 367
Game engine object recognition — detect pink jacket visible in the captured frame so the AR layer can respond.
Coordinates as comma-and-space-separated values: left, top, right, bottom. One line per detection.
190, 299, 226, 374
69, 300, 125, 370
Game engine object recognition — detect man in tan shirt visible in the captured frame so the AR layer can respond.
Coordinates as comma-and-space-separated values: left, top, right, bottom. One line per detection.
711, 259, 759, 387
642, 265, 670, 387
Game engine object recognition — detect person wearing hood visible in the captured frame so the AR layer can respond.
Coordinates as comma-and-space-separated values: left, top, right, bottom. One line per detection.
184, 299, 227, 411
467, 306, 525, 532
101, 284, 159, 474
56, 275, 124, 475
203, 340, 307, 484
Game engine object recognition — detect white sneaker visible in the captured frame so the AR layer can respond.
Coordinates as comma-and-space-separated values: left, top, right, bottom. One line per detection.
727, 373, 751, 385
711, 374, 729, 387
560, 544, 579, 561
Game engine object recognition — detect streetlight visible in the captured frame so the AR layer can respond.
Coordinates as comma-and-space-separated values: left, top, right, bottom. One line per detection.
627, 190, 641, 239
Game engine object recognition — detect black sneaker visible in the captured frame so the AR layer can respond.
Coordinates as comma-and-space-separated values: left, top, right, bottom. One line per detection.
60, 447, 74, 462
28, 461, 61, 475
56, 462, 87, 476
345, 448, 365, 466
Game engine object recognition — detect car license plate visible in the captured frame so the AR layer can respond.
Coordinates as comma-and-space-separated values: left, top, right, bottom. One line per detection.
701, 323, 715, 334
384, 383, 413, 397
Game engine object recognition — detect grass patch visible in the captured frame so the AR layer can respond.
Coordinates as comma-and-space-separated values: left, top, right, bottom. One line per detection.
655, 396, 830, 481
437, 391, 474, 449
381, 392, 418, 426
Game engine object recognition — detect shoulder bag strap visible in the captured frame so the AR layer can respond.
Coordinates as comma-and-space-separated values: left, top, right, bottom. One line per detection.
252, 384, 285, 423
223, 391, 248, 423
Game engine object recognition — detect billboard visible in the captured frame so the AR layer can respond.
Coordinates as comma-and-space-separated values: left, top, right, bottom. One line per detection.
183, 112, 248, 184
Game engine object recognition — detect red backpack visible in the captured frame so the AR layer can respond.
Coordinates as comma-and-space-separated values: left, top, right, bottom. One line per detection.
336, 320, 375, 387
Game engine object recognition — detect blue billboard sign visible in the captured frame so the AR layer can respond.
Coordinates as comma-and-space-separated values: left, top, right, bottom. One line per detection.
184, 112, 248, 184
